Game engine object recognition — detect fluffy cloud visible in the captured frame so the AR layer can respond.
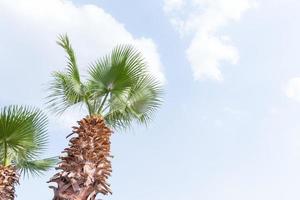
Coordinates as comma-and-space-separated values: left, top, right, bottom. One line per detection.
0, 0, 165, 99
163, 0, 185, 12
0, 0, 165, 130
164, 0, 256, 81
285, 77, 300, 102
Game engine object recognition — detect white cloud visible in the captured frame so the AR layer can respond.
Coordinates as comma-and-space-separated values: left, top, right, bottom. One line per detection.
0, 0, 165, 119
223, 106, 241, 115
0, 0, 165, 131
0, 0, 165, 91
163, 0, 185, 13
285, 77, 300, 102
164, 0, 257, 81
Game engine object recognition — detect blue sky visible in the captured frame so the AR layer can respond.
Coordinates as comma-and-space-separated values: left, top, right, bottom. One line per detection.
1, 0, 300, 199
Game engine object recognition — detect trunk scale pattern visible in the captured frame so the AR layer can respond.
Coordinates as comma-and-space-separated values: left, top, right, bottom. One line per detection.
0, 165, 19, 200
49, 116, 112, 200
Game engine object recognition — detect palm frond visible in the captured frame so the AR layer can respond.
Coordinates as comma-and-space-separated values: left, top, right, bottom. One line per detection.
47, 34, 86, 115
88, 45, 146, 92
47, 71, 85, 114
57, 34, 81, 83
105, 75, 163, 129
87, 45, 150, 115
0, 105, 48, 163
16, 157, 58, 177
47, 36, 163, 129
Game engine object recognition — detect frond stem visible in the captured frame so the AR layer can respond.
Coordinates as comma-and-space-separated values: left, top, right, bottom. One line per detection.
102, 104, 110, 114
97, 92, 109, 114
84, 96, 93, 116
3, 141, 8, 166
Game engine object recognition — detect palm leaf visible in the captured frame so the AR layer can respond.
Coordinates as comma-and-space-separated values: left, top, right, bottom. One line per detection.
106, 75, 163, 129
47, 35, 86, 115
47, 35, 163, 129
88, 45, 146, 92
0, 106, 48, 162
0, 105, 55, 176
16, 157, 58, 177
47, 72, 84, 114
87, 45, 154, 115
56, 34, 81, 83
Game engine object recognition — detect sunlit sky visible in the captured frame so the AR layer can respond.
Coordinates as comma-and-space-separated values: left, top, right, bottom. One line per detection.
2, 0, 300, 199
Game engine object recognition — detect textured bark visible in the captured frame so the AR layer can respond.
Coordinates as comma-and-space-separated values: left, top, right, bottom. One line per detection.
0, 165, 19, 200
49, 116, 112, 200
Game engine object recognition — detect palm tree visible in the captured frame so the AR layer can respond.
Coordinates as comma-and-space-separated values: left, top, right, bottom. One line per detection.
0, 105, 56, 199
47, 35, 163, 200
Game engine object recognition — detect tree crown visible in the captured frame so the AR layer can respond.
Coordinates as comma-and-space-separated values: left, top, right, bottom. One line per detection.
0, 105, 56, 176
47, 34, 163, 129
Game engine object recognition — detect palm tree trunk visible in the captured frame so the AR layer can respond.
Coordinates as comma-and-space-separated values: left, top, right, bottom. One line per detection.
48, 116, 112, 200
0, 165, 19, 200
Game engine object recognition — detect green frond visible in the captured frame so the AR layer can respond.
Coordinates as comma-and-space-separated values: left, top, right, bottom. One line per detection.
47, 71, 85, 114
57, 34, 81, 83
47, 34, 87, 115
0, 105, 55, 176
47, 35, 163, 129
105, 75, 163, 129
16, 157, 58, 177
88, 45, 146, 93
87, 45, 151, 115
0, 106, 48, 163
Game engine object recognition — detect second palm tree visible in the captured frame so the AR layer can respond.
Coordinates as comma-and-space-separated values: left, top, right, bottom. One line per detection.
47, 35, 162, 200
0, 105, 56, 199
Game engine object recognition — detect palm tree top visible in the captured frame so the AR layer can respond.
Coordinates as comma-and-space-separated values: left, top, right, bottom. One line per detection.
47, 34, 163, 129
0, 105, 56, 176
